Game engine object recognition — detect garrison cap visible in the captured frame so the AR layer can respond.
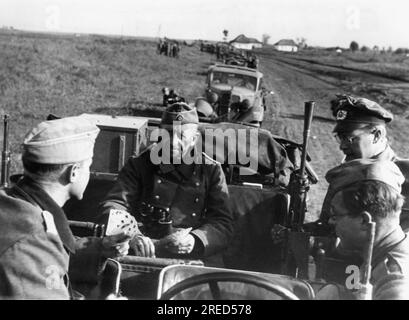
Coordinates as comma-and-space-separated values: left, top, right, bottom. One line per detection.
161, 102, 199, 126
326, 159, 404, 194
331, 94, 393, 133
23, 116, 100, 164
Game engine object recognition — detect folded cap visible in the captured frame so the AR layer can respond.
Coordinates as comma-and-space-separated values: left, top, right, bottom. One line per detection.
161, 102, 199, 126
23, 116, 100, 164
331, 94, 393, 133
326, 159, 404, 194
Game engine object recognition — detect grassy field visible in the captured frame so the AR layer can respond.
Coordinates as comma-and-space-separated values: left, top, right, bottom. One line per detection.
0, 30, 213, 174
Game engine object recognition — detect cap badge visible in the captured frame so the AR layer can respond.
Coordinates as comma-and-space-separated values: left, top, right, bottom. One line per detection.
176, 114, 184, 121
336, 110, 348, 121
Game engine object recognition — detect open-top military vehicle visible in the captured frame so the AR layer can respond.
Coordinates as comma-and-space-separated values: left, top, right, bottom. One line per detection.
196, 64, 272, 127
3, 103, 352, 300
56, 102, 356, 300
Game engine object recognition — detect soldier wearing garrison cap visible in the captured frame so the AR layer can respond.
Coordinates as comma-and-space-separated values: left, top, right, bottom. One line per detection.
318, 94, 409, 232
315, 159, 409, 300
99, 103, 233, 267
0, 116, 131, 299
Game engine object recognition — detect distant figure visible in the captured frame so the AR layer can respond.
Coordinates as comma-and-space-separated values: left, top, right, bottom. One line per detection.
157, 39, 162, 54
162, 87, 185, 106
172, 43, 179, 58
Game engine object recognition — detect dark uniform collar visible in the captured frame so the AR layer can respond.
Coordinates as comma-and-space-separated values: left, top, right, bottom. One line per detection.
13, 177, 76, 253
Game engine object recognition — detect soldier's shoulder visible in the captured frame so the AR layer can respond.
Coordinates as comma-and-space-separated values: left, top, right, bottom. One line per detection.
372, 254, 409, 299
372, 238, 409, 281
0, 191, 44, 254
127, 145, 155, 165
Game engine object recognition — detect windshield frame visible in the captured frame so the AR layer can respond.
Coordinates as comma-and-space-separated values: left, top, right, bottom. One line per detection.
209, 71, 259, 91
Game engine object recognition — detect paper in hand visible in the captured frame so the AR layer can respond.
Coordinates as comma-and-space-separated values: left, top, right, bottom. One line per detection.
105, 209, 139, 238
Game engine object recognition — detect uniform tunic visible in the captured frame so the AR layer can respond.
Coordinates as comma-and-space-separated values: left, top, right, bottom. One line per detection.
99, 149, 234, 265
370, 228, 409, 299
0, 178, 104, 299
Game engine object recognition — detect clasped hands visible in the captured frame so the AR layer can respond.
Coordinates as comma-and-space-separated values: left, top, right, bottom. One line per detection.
130, 228, 195, 258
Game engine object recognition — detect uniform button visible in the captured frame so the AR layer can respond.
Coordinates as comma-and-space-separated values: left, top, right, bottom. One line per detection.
191, 212, 197, 217
195, 182, 200, 187
157, 179, 162, 184
154, 195, 160, 200
194, 198, 199, 203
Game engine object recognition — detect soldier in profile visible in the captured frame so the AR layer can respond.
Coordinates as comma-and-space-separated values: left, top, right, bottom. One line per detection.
0, 116, 131, 299
315, 159, 409, 300
99, 103, 233, 267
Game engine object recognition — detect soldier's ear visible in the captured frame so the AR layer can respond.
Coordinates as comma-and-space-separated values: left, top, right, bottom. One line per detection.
360, 211, 373, 229
372, 127, 385, 143
67, 163, 81, 183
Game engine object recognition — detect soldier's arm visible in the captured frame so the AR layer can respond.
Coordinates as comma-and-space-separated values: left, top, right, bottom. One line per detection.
190, 163, 234, 257
0, 233, 70, 299
98, 157, 143, 220
69, 236, 106, 284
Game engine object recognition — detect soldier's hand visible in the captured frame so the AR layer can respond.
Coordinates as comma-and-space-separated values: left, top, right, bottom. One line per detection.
271, 224, 288, 245
165, 233, 195, 255
130, 235, 156, 258
101, 232, 131, 258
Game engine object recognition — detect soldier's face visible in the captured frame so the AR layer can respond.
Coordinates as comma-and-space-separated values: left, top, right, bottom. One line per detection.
335, 128, 376, 161
169, 125, 198, 162
69, 158, 92, 200
329, 191, 367, 251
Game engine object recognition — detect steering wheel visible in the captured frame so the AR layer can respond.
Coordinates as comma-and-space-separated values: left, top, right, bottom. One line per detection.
159, 271, 299, 300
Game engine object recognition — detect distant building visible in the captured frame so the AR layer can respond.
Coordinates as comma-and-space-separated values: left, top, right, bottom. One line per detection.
273, 39, 298, 52
229, 34, 263, 50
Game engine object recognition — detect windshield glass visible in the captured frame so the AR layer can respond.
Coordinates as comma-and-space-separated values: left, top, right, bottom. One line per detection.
211, 71, 257, 91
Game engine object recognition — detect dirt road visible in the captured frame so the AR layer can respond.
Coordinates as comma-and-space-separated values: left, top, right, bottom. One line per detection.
258, 52, 409, 219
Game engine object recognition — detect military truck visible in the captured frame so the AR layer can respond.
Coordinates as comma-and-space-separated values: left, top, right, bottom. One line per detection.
198, 64, 271, 127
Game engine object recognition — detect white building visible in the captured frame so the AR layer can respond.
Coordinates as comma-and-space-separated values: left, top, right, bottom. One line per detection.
273, 39, 298, 52
229, 34, 263, 50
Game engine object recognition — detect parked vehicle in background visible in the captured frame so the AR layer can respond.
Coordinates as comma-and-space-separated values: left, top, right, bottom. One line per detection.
198, 64, 272, 127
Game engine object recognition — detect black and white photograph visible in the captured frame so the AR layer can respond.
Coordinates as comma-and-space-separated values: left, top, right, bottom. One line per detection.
0, 0, 408, 305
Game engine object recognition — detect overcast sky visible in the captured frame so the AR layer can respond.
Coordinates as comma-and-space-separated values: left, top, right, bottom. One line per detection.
1, 0, 408, 49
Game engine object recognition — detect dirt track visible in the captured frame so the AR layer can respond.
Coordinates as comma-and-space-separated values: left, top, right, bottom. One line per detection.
258, 52, 409, 219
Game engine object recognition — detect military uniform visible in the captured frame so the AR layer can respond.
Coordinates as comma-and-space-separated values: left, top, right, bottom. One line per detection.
99, 148, 233, 266
99, 103, 233, 266
319, 95, 409, 232
0, 116, 105, 299
315, 159, 409, 300
370, 228, 409, 299
0, 178, 104, 299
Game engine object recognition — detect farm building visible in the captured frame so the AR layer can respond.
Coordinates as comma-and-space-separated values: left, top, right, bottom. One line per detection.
229, 34, 263, 50
273, 39, 298, 52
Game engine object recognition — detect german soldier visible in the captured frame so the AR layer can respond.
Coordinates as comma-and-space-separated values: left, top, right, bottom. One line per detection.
319, 94, 409, 232
98, 103, 234, 266
315, 159, 409, 299
0, 116, 131, 299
